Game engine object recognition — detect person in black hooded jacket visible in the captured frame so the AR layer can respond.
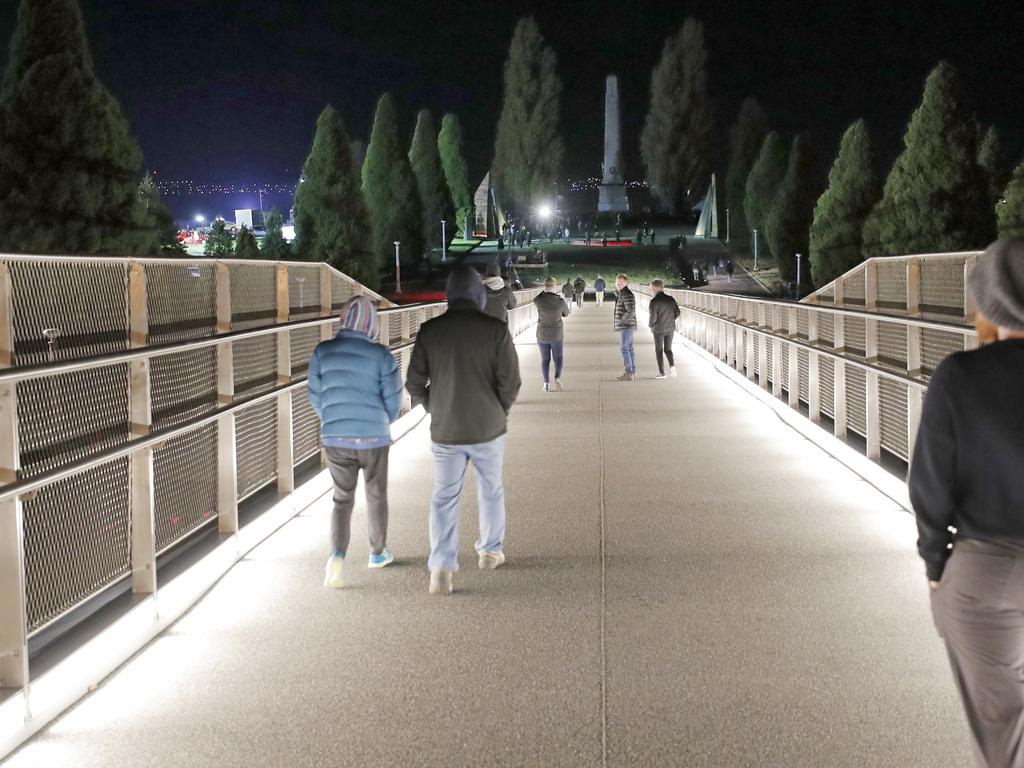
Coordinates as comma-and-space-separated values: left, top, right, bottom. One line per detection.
648, 279, 680, 378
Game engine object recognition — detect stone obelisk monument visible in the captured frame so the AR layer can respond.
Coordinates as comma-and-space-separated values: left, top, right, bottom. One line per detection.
598, 74, 629, 213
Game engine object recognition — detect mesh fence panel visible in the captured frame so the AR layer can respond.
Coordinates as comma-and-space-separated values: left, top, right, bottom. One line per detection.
23, 458, 131, 632
818, 314, 834, 346
879, 379, 910, 460
843, 274, 866, 306
845, 317, 866, 357
922, 328, 965, 376
846, 366, 867, 436
233, 335, 277, 396
5, 260, 128, 367
16, 365, 130, 480
878, 324, 908, 370
288, 265, 321, 320
154, 424, 218, 553
920, 260, 964, 321
230, 264, 277, 331
145, 262, 217, 344
236, 399, 278, 500
292, 393, 321, 463
798, 349, 810, 404
290, 327, 320, 381
151, 348, 218, 429
330, 272, 356, 310
796, 310, 809, 339
876, 260, 907, 314
819, 357, 835, 417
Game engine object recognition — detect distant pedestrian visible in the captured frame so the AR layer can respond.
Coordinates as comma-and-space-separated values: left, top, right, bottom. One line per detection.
573, 275, 586, 309
561, 278, 575, 312
614, 227, 621, 241
726, 259, 734, 283
636, 229, 644, 245
649, 230, 655, 243
613, 273, 637, 381
911, 239, 1024, 768
308, 297, 403, 589
648, 279, 680, 379
406, 265, 522, 595
602, 233, 608, 247
497, 234, 504, 252
483, 261, 517, 322
594, 275, 607, 307
533, 276, 570, 392
564, 226, 571, 244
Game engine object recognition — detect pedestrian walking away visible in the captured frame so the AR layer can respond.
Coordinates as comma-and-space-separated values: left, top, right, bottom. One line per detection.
573, 275, 586, 309
910, 238, 1024, 768
648, 279, 680, 378
534, 276, 570, 392
308, 296, 403, 589
726, 259, 734, 283
483, 260, 517, 322
613, 273, 637, 380
594, 275, 606, 307
406, 265, 522, 595
562, 278, 575, 313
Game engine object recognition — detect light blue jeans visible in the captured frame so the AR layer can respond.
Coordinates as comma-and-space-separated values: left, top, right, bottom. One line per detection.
428, 435, 507, 571
619, 329, 636, 374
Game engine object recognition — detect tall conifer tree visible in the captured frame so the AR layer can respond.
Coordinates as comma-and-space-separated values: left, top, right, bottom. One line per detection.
293, 106, 375, 285
493, 17, 564, 208
234, 226, 261, 260
765, 135, 818, 282
978, 125, 1009, 205
438, 113, 473, 235
809, 120, 879, 286
409, 110, 455, 252
261, 209, 291, 260
362, 93, 423, 270
743, 132, 788, 249
0, 0, 158, 255
724, 98, 769, 245
640, 18, 713, 214
139, 174, 184, 255
862, 63, 994, 258
997, 161, 1024, 239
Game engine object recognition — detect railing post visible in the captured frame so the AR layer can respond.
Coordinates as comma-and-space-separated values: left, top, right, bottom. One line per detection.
963, 253, 980, 351
770, 305, 782, 397
216, 264, 238, 534
866, 371, 881, 460
276, 264, 295, 496
807, 309, 821, 421
908, 387, 923, 465
400, 309, 411, 343
833, 360, 847, 438
906, 258, 921, 318
320, 263, 334, 343
127, 262, 156, 595
0, 262, 28, 699
865, 261, 878, 312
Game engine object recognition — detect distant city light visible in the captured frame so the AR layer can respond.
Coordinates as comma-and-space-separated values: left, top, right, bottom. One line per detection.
538, 204, 553, 218
194, 214, 205, 224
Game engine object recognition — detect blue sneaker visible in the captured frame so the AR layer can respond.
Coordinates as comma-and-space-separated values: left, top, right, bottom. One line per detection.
323, 553, 345, 588
367, 547, 394, 569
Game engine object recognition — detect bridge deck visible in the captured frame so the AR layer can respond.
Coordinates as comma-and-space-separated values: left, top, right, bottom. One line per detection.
8, 303, 972, 767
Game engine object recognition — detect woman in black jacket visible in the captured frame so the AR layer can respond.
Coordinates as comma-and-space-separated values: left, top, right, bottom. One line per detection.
911, 239, 1024, 768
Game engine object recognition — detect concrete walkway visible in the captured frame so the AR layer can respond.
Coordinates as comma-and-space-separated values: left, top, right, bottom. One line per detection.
6, 304, 973, 767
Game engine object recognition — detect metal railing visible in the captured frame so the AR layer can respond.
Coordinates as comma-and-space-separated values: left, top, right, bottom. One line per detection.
0, 253, 539, 704
804, 250, 982, 324
634, 285, 975, 468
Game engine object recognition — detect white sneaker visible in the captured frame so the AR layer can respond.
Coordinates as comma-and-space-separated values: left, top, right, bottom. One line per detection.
542, 382, 550, 392
478, 550, 506, 570
323, 554, 345, 589
654, 373, 667, 379
554, 378, 564, 391
429, 569, 453, 595
670, 366, 678, 378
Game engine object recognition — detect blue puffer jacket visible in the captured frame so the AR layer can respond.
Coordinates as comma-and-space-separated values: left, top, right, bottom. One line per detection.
307, 330, 403, 442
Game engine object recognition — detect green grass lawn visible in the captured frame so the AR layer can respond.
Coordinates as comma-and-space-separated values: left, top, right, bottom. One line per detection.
539, 242, 684, 288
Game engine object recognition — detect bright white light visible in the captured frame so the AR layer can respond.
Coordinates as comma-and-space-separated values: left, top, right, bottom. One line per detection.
538, 204, 552, 219
194, 214, 205, 224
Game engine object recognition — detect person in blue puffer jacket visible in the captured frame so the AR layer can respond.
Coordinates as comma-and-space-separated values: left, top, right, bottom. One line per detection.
308, 296, 403, 589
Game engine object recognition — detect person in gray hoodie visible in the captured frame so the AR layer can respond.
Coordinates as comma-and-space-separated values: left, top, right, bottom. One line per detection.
483, 260, 517, 322
406, 265, 522, 595
533, 276, 570, 392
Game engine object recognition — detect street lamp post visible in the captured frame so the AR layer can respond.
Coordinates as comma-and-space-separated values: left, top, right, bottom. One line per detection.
726, 208, 730, 244
441, 220, 447, 263
795, 253, 802, 299
394, 241, 402, 294
752, 229, 759, 271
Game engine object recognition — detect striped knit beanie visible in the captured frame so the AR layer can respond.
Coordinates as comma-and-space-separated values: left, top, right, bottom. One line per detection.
969, 239, 1024, 332
340, 296, 380, 341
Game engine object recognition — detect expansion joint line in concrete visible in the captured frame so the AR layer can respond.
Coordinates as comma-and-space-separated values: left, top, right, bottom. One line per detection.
598, 371, 608, 768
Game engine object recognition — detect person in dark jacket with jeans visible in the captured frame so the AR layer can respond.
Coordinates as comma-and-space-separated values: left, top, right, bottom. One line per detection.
911, 239, 1024, 768
308, 296, 403, 588
648, 279, 680, 379
613, 273, 637, 380
406, 265, 522, 595
483, 260, 517, 322
533, 276, 570, 392
594, 275, 607, 307
572, 275, 586, 309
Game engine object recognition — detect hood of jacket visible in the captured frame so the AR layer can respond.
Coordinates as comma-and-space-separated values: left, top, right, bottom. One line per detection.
484, 275, 506, 291
447, 264, 486, 309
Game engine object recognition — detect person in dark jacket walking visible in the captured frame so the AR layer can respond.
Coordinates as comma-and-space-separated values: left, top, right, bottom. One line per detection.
911, 239, 1024, 768
406, 265, 522, 595
594, 275, 607, 307
483, 260, 517, 322
572, 275, 586, 309
534, 276, 570, 392
308, 297, 403, 588
726, 259, 734, 283
561, 278, 575, 313
648, 279, 681, 379
613, 274, 637, 381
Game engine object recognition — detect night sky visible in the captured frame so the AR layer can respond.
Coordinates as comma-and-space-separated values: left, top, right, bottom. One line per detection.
1, 0, 1021, 217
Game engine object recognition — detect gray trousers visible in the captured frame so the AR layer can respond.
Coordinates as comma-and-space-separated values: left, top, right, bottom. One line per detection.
323, 446, 389, 557
931, 538, 1024, 768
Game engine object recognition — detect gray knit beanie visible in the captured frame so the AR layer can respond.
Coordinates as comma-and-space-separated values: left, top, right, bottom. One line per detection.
968, 239, 1024, 331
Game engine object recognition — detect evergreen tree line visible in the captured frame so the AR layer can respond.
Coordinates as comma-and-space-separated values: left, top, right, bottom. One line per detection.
726, 62, 1020, 289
